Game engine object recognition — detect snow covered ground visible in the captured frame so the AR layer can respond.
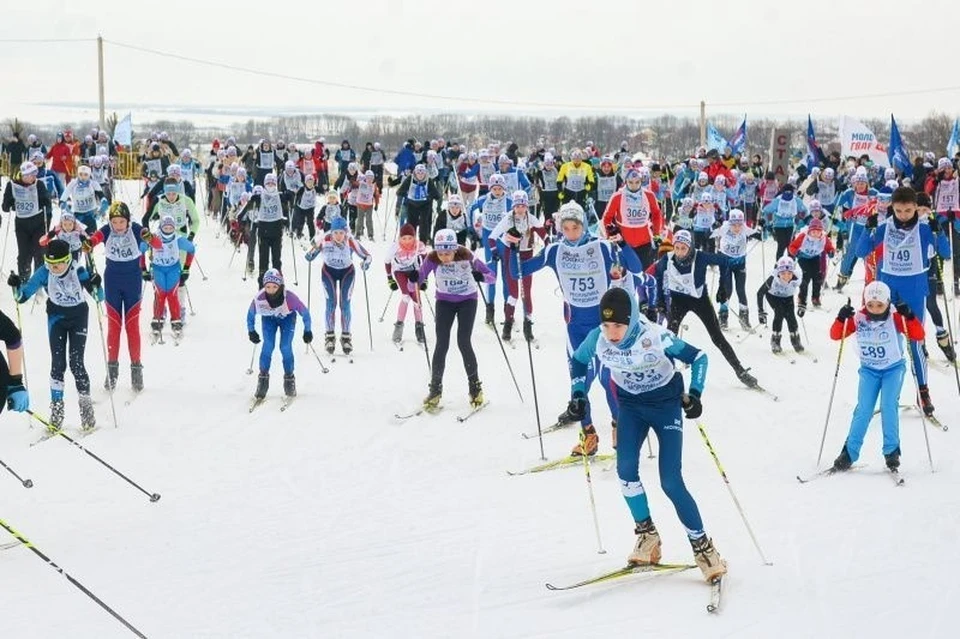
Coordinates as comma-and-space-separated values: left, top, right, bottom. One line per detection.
1, 181, 958, 638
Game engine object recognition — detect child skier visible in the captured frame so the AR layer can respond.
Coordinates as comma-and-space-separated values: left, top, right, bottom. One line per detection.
141, 215, 196, 341
239, 173, 286, 287
565, 286, 726, 583
469, 174, 513, 325
291, 173, 319, 243
788, 217, 835, 314
762, 183, 807, 258
7, 240, 102, 431
246, 269, 313, 400
710, 209, 760, 330
354, 170, 380, 241
2, 161, 54, 282
830, 281, 923, 472
40, 211, 89, 261
756, 256, 804, 353
492, 191, 547, 342
385, 224, 429, 345
417, 229, 496, 410
433, 194, 479, 250
87, 201, 160, 392
59, 164, 104, 234
305, 217, 372, 356
316, 191, 344, 233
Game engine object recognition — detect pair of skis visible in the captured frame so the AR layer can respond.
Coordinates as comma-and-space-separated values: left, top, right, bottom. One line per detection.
507, 453, 617, 476
545, 562, 723, 613
249, 395, 296, 413
394, 400, 489, 423
797, 464, 904, 486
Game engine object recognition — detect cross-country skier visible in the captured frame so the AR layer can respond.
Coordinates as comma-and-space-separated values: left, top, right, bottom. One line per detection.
469, 173, 513, 325
246, 268, 312, 400
239, 173, 286, 287
141, 215, 196, 342
834, 168, 877, 289
788, 217, 834, 314
830, 281, 923, 472
711, 208, 760, 330
2, 161, 53, 281
291, 173, 320, 243
491, 191, 547, 342
601, 168, 664, 268
762, 183, 807, 258
756, 255, 804, 353
385, 224, 429, 345
565, 286, 726, 583
396, 164, 442, 244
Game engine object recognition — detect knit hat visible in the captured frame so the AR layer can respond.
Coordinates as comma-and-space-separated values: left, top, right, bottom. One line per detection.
938, 158, 952, 170
775, 256, 796, 274
262, 269, 283, 287
109, 201, 131, 221
728, 209, 745, 224
674, 230, 693, 247
864, 280, 891, 305
330, 217, 348, 232
433, 229, 458, 251
60, 211, 76, 224
399, 224, 416, 237
600, 287, 631, 325
808, 218, 824, 232
44, 239, 71, 265
19, 161, 37, 177
512, 190, 528, 206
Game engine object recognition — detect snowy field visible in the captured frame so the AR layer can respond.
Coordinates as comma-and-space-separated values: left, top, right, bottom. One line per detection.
0, 180, 958, 638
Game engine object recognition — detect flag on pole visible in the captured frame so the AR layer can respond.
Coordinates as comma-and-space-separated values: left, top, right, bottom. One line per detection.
947, 118, 960, 160
837, 115, 888, 167
887, 114, 912, 178
805, 115, 824, 171
706, 123, 727, 152
113, 113, 133, 147
727, 116, 747, 155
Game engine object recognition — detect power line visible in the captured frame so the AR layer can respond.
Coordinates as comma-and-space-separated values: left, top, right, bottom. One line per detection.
712, 85, 960, 108
0, 37, 94, 43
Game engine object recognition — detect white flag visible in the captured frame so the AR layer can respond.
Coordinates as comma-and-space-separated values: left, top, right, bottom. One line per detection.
114, 113, 133, 147
837, 115, 887, 167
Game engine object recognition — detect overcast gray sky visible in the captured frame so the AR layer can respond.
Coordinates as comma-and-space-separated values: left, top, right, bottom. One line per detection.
2, 0, 958, 124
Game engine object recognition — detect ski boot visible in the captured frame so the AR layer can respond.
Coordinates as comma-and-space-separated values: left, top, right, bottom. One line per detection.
324, 331, 336, 354
131, 363, 144, 392
770, 332, 782, 354
690, 535, 727, 583
522, 318, 534, 342
283, 374, 296, 397
501, 318, 513, 341
834, 274, 849, 291
571, 425, 598, 457
150, 319, 163, 341
884, 446, 901, 471
611, 420, 617, 450
738, 307, 752, 330
627, 518, 662, 566
789, 331, 804, 353
718, 305, 729, 330
171, 319, 184, 340
246, 262, 254, 278
919, 384, 935, 416
414, 321, 426, 344
255, 372, 269, 399
468, 376, 484, 409
485, 302, 495, 326
735, 366, 758, 388
78, 394, 96, 432
832, 445, 853, 471
796, 300, 807, 318
557, 402, 581, 425
936, 330, 957, 361
423, 380, 442, 411
340, 333, 353, 355
49, 397, 65, 432
105, 361, 119, 391
392, 321, 403, 344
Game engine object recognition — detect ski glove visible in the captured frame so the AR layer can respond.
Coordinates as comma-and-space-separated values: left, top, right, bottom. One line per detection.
6, 272, 20, 289
566, 392, 587, 422
180, 270, 190, 285
865, 214, 878, 229
187, 232, 196, 242
142, 270, 153, 282
248, 330, 261, 344
303, 330, 313, 344
472, 270, 485, 282
407, 269, 419, 283
88, 273, 102, 289
419, 281, 428, 291
361, 256, 372, 271
6, 374, 28, 413
796, 304, 806, 318
836, 303, 855, 322
894, 302, 914, 320
682, 391, 702, 419
757, 310, 767, 325
387, 276, 399, 291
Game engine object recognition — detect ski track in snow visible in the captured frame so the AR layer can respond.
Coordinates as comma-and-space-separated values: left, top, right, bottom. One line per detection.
0, 179, 957, 638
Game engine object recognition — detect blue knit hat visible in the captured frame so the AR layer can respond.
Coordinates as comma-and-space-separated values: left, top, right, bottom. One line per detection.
262, 269, 283, 287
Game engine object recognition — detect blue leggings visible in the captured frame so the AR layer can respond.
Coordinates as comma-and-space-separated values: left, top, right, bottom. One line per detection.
888, 281, 929, 387
259, 314, 296, 375
614, 390, 705, 537
839, 223, 865, 277
322, 264, 355, 333
845, 362, 905, 461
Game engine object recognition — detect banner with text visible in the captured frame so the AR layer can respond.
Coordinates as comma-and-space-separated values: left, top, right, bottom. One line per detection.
838, 115, 888, 167
768, 128, 791, 184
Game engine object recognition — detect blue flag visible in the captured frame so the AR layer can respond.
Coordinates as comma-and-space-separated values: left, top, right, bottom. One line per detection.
805, 115, 823, 171
947, 118, 960, 160
706, 123, 727, 152
727, 116, 747, 155
888, 114, 912, 178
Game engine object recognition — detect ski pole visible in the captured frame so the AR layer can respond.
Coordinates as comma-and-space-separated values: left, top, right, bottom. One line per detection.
192, 255, 208, 281
423, 291, 435, 319
897, 314, 935, 472
378, 289, 395, 322
936, 256, 960, 397
517, 255, 545, 460
478, 286, 524, 402
362, 267, 373, 351
0, 457, 32, 488
817, 299, 849, 467
27, 411, 161, 502
183, 283, 196, 316
88, 265, 120, 428
289, 234, 299, 286
246, 343, 258, 375
307, 343, 331, 374
799, 313, 811, 348
579, 431, 606, 555
696, 420, 772, 566
0, 517, 148, 638
418, 304, 432, 375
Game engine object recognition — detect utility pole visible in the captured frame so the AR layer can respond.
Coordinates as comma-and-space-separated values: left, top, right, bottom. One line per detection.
699, 100, 706, 149
97, 35, 105, 128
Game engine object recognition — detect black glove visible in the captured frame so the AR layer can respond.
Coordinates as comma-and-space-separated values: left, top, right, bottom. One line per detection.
142, 270, 153, 282
88, 273, 102, 289
865, 214, 878, 229
757, 217, 766, 229
837, 301, 855, 322
758, 310, 768, 325
419, 281, 427, 291
407, 269, 419, 283
796, 304, 806, 318
566, 392, 587, 421
179, 270, 190, 285
187, 232, 196, 241
894, 302, 914, 320
6, 272, 20, 288
303, 330, 313, 344
387, 276, 398, 291
506, 226, 523, 241
490, 251, 500, 263
682, 391, 703, 419
472, 270, 485, 282
248, 330, 260, 344
604, 222, 620, 237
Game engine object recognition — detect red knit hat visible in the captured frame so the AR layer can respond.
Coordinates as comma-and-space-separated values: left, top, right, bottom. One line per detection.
400, 224, 416, 237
